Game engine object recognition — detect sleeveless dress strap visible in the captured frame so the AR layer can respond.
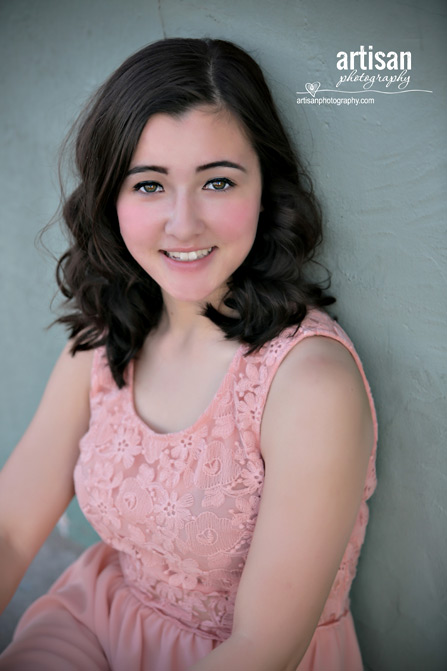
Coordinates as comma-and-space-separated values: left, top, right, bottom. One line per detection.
89, 346, 115, 398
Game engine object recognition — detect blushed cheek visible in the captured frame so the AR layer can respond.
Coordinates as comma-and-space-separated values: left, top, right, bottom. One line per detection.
117, 202, 149, 245
222, 200, 261, 242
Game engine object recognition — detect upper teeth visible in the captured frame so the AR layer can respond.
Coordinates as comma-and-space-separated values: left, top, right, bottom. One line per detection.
165, 247, 213, 261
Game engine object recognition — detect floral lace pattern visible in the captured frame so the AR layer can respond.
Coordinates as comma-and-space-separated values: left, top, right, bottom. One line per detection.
74, 309, 377, 641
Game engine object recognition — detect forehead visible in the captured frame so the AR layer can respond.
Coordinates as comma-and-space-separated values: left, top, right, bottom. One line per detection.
131, 105, 257, 163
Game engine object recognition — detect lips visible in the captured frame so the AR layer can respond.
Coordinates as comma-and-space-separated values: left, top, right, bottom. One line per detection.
162, 247, 214, 262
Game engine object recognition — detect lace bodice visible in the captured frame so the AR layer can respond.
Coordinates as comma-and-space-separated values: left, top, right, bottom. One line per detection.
73, 309, 377, 642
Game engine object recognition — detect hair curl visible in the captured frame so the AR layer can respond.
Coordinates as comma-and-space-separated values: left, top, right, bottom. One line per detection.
55, 37, 335, 387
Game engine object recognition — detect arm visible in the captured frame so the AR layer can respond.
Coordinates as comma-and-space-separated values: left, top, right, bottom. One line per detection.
0, 341, 93, 613
190, 336, 374, 671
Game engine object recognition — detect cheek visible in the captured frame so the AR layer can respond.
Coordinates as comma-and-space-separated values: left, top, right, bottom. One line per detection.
215, 199, 260, 243
117, 201, 152, 245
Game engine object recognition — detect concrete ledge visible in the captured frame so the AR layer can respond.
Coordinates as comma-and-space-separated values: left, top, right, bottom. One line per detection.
0, 530, 84, 652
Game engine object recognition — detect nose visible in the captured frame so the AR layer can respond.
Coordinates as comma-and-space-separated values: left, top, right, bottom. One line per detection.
164, 192, 205, 241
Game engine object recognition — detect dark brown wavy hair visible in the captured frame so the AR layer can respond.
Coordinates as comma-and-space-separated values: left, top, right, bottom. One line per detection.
55, 37, 335, 387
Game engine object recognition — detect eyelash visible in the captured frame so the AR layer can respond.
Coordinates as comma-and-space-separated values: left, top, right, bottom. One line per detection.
133, 177, 236, 194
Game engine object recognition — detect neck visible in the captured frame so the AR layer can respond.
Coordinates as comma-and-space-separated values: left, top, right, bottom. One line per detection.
158, 294, 223, 347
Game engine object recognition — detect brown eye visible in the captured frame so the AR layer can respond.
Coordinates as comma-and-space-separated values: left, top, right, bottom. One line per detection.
134, 181, 162, 193
204, 178, 235, 191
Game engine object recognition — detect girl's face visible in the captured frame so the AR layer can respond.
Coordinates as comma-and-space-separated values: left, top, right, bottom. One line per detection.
116, 106, 263, 308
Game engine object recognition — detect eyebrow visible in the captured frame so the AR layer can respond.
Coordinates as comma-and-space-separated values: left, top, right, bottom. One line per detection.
126, 160, 247, 177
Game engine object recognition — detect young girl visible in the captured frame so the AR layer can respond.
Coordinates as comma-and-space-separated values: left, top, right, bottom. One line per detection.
0, 37, 377, 671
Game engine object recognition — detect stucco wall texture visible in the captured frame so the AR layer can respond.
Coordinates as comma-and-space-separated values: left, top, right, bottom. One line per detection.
0, 1, 445, 669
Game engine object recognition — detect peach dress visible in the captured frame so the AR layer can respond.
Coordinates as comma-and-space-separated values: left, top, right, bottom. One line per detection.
0, 309, 377, 671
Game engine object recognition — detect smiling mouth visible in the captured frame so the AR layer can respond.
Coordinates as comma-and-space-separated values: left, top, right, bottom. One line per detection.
163, 247, 215, 261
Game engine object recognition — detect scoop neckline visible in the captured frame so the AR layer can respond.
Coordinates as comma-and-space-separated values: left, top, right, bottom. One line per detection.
125, 341, 246, 438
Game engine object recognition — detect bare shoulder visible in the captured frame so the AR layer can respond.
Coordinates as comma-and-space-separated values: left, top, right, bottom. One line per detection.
32, 338, 96, 424
56, 339, 96, 384
278, 333, 363, 377
261, 335, 374, 461
11, 338, 95, 437
38, 339, 96, 436
6, 338, 96, 466
264, 334, 370, 410
0, 341, 96, 567
49, 340, 94, 393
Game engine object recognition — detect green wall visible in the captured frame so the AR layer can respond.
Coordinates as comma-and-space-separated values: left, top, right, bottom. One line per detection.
1, 1, 445, 669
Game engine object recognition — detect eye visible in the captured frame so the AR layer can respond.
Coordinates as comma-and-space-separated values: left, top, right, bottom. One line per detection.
134, 181, 163, 194
204, 178, 235, 191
